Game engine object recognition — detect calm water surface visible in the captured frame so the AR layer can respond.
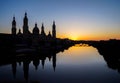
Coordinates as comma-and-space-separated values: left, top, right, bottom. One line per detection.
0, 45, 120, 83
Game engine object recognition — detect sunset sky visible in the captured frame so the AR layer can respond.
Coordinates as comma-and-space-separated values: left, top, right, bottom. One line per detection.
0, 0, 120, 40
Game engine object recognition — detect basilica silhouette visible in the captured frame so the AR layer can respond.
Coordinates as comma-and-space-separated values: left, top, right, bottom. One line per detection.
0, 12, 76, 56
11, 12, 59, 47
12, 12, 56, 38
0, 12, 75, 81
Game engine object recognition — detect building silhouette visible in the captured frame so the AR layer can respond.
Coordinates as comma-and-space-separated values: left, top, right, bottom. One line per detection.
23, 12, 30, 35
11, 12, 56, 40
0, 12, 75, 51
52, 21, 56, 38
11, 16, 16, 35
41, 23, 46, 37
33, 23, 39, 35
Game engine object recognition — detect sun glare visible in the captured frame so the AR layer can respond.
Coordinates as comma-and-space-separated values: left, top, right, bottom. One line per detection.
69, 36, 78, 40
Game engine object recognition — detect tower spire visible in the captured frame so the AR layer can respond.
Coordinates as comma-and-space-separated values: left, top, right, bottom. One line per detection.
52, 21, 56, 38
25, 12, 27, 16
13, 15, 15, 20
23, 12, 29, 34
11, 15, 16, 35
53, 20, 55, 24
41, 23, 46, 36
35, 22, 37, 27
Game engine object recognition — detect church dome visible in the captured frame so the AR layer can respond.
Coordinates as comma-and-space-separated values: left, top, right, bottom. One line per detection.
33, 23, 39, 35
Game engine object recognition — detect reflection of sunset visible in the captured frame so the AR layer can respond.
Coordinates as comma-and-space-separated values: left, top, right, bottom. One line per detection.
57, 45, 101, 65
68, 45, 97, 56
59, 45, 98, 57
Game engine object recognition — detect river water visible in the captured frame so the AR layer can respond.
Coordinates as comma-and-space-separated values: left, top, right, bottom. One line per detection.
0, 45, 120, 83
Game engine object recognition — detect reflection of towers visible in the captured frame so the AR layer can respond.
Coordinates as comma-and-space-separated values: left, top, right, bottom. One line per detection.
12, 62, 17, 78
11, 16, 16, 35
33, 59, 40, 70
48, 55, 52, 61
41, 58, 45, 69
23, 12, 29, 35
52, 21, 56, 38
52, 53, 56, 71
23, 60, 30, 80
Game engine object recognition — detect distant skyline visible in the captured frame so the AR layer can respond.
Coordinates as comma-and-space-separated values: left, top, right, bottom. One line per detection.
0, 0, 120, 40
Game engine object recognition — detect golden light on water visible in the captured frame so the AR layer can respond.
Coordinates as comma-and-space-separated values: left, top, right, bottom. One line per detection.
57, 45, 100, 64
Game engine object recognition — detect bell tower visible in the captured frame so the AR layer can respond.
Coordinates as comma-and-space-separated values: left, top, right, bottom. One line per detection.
23, 12, 29, 35
41, 23, 46, 36
11, 16, 16, 35
52, 21, 56, 38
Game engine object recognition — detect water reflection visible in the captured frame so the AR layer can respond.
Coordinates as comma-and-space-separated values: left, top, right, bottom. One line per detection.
94, 45, 120, 73
10, 51, 57, 81
0, 44, 120, 83
11, 62, 17, 78
0, 43, 71, 83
